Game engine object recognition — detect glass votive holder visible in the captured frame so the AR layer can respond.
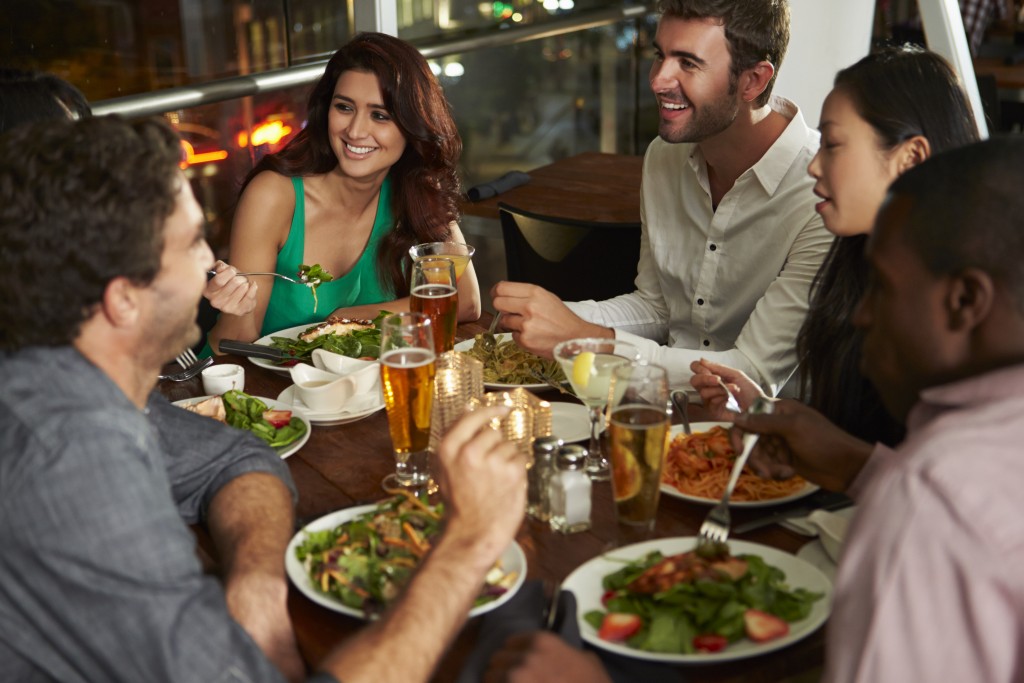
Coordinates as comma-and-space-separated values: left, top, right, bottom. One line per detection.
467, 390, 536, 458
429, 350, 484, 452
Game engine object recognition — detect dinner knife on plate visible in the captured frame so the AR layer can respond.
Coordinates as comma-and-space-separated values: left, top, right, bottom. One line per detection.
219, 339, 290, 361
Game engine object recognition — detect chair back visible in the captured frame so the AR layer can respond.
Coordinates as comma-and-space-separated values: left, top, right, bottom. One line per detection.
498, 202, 640, 302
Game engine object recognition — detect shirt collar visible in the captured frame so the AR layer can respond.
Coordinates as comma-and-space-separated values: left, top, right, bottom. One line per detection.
685, 96, 814, 197
907, 363, 1024, 431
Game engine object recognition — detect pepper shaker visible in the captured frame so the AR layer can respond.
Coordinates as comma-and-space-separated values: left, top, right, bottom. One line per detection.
528, 436, 563, 522
549, 444, 592, 533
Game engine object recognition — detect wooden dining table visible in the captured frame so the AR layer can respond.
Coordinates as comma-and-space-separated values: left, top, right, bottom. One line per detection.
163, 314, 827, 683
459, 151, 644, 224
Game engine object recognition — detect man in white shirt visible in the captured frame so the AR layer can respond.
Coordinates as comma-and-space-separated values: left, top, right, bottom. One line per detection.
492, 0, 833, 393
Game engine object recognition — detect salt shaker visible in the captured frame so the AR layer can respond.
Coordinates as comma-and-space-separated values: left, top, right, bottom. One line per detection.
527, 436, 563, 522
548, 445, 592, 533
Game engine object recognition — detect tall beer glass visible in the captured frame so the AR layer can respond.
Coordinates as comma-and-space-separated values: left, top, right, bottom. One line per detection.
410, 257, 458, 354
606, 362, 670, 545
380, 312, 436, 491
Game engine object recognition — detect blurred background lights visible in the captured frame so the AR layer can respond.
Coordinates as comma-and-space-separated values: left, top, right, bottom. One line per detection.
443, 62, 465, 78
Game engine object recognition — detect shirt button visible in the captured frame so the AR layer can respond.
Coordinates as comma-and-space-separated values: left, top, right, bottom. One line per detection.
697, 298, 704, 305
703, 340, 710, 347
709, 244, 717, 252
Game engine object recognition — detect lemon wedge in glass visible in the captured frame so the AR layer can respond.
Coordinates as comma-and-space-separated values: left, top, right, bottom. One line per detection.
572, 351, 596, 389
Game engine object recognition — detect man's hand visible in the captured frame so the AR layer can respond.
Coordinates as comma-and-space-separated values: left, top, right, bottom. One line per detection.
205, 260, 258, 317
435, 406, 528, 560
690, 358, 766, 419
484, 632, 612, 683
733, 399, 874, 493
490, 281, 610, 358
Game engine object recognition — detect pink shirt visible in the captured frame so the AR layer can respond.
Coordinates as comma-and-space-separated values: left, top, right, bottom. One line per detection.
824, 364, 1024, 683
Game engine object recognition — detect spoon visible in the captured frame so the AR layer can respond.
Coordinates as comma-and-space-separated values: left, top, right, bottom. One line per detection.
670, 390, 692, 436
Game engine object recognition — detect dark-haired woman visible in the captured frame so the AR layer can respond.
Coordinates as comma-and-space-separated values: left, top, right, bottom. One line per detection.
691, 46, 979, 445
207, 32, 480, 352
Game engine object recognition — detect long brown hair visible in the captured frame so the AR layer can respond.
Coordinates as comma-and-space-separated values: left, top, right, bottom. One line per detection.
243, 32, 462, 295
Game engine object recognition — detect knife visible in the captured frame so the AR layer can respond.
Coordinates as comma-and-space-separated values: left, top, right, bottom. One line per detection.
733, 491, 854, 534
219, 339, 290, 361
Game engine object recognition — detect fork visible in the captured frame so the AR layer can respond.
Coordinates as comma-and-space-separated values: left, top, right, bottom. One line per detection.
160, 350, 213, 382
208, 270, 303, 285
696, 397, 774, 551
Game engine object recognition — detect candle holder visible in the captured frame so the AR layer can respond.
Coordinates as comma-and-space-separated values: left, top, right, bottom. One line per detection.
429, 351, 484, 452
467, 388, 553, 461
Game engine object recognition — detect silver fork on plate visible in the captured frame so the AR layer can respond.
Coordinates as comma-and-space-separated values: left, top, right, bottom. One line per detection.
696, 397, 774, 551
207, 270, 304, 285
159, 349, 213, 382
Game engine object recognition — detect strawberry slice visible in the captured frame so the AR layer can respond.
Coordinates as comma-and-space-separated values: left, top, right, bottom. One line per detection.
263, 409, 293, 428
693, 634, 729, 653
743, 609, 789, 643
597, 613, 642, 642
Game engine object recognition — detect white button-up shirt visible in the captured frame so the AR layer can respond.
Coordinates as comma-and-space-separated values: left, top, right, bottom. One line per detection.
567, 97, 833, 393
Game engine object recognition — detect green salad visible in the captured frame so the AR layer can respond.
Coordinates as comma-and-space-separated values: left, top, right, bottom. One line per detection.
297, 263, 334, 313
269, 311, 387, 364
584, 546, 823, 655
221, 389, 307, 448
295, 493, 518, 617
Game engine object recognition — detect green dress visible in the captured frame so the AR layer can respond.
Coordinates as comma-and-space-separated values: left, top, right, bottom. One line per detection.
260, 175, 395, 335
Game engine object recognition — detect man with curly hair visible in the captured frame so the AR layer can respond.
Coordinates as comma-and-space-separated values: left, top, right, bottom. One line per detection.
0, 115, 527, 683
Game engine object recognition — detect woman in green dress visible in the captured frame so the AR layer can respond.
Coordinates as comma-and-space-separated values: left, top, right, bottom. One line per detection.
206, 32, 480, 353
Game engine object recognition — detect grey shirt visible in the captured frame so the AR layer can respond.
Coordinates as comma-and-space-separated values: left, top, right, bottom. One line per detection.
0, 346, 333, 682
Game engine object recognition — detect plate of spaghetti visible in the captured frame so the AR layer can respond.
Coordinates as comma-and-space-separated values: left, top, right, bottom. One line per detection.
659, 423, 818, 507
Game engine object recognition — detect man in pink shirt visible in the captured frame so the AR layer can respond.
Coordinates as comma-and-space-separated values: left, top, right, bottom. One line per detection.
732, 136, 1024, 682
483, 138, 1024, 682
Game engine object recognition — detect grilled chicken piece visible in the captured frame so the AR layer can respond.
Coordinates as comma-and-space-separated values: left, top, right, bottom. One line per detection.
183, 396, 226, 423
298, 316, 374, 342
627, 551, 748, 594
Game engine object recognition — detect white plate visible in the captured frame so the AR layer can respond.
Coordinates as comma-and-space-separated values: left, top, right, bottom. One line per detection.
796, 539, 837, 584
277, 385, 385, 426
550, 402, 604, 443
249, 323, 323, 375
173, 395, 310, 459
564, 537, 832, 664
659, 422, 819, 508
453, 333, 553, 391
285, 504, 527, 620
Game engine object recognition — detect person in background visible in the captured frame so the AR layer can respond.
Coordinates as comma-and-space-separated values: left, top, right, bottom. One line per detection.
0, 68, 91, 128
0, 115, 526, 683
206, 32, 481, 353
491, 0, 833, 395
691, 46, 980, 446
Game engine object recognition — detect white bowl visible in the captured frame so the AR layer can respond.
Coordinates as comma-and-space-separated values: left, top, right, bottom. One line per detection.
288, 363, 379, 413
311, 348, 379, 376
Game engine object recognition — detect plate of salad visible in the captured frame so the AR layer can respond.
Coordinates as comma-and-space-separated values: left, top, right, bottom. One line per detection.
564, 537, 831, 663
173, 390, 310, 459
286, 495, 526, 620
250, 312, 386, 375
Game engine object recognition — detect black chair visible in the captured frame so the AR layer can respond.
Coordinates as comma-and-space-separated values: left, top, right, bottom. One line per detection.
497, 202, 641, 302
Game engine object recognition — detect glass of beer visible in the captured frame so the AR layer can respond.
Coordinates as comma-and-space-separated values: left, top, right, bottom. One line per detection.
380, 312, 437, 492
606, 361, 671, 544
408, 241, 475, 282
410, 257, 458, 354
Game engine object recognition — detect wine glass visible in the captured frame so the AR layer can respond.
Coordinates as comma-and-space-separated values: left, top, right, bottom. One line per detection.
379, 312, 436, 492
606, 361, 671, 544
552, 338, 640, 480
409, 257, 458, 354
409, 241, 475, 282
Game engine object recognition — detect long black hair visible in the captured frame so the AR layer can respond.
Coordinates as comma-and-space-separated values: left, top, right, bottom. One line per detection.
798, 46, 979, 444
